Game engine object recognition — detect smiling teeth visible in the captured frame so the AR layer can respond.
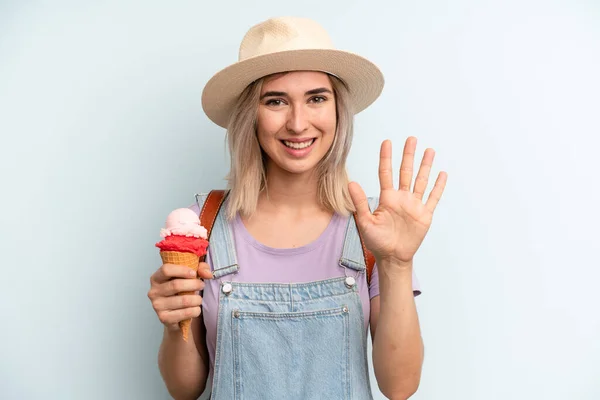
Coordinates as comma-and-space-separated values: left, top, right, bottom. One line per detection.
283, 139, 314, 149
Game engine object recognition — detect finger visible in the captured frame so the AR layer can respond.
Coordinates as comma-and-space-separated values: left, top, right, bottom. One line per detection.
197, 262, 214, 280
399, 137, 417, 191
413, 148, 435, 200
161, 278, 206, 297
153, 293, 203, 311
348, 182, 372, 222
425, 171, 448, 212
157, 307, 201, 325
378, 140, 394, 190
152, 263, 197, 284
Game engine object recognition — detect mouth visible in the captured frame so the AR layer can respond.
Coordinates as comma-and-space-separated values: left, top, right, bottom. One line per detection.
280, 138, 316, 149
279, 138, 317, 157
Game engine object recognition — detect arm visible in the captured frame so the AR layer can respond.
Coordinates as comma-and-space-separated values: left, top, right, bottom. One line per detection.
158, 316, 210, 400
149, 262, 214, 400
370, 260, 423, 400
348, 138, 447, 399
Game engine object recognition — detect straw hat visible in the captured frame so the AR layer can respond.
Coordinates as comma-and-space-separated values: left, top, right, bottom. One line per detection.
201, 16, 385, 128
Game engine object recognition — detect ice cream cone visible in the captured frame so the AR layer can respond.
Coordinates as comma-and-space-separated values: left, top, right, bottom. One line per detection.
160, 250, 200, 342
156, 207, 209, 342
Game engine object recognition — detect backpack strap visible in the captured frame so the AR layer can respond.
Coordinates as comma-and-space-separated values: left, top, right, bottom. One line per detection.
196, 190, 228, 262
353, 214, 376, 286
196, 189, 239, 279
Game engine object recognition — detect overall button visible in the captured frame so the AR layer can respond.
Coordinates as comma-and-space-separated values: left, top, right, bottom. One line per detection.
222, 283, 233, 295
345, 276, 356, 288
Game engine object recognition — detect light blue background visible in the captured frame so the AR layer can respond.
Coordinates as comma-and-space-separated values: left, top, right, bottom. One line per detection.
1, 1, 599, 399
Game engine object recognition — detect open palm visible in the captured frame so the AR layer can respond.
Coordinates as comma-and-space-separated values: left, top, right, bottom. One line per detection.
349, 138, 447, 265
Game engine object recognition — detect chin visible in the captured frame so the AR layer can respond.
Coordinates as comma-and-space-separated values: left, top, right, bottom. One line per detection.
279, 161, 320, 176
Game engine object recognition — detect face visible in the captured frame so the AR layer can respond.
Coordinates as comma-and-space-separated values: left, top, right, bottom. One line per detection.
256, 71, 337, 177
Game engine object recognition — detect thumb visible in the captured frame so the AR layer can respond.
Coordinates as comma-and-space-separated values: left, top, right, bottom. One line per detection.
349, 182, 372, 223
197, 262, 214, 280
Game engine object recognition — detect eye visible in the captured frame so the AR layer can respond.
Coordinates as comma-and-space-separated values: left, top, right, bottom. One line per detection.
309, 96, 327, 104
265, 99, 285, 107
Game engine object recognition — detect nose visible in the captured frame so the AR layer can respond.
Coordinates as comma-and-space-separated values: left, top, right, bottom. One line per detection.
285, 104, 309, 134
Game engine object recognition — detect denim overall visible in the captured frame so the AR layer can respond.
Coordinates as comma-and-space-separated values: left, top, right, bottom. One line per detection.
197, 194, 380, 400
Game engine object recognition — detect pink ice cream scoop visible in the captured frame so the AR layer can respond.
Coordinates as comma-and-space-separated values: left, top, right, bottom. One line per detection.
160, 208, 208, 239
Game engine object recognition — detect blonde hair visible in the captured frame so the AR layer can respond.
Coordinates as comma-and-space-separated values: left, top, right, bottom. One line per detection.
224, 73, 355, 220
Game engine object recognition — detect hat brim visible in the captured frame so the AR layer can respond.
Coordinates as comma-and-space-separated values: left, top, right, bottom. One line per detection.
201, 49, 385, 128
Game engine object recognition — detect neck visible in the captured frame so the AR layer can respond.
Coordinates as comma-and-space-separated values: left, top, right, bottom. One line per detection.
257, 164, 323, 214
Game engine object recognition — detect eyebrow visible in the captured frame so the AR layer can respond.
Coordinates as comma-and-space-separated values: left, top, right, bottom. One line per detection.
260, 87, 333, 100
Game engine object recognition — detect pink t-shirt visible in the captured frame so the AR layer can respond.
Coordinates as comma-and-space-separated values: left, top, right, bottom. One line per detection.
190, 205, 421, 374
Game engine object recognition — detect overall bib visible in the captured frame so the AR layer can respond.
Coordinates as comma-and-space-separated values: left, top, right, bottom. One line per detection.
201, 195, 380, 400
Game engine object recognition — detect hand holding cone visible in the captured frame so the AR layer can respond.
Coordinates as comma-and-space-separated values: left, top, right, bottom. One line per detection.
155, 208, 210, 341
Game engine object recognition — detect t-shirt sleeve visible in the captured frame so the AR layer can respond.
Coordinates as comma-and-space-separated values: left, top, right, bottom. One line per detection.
368, 262, 422, 299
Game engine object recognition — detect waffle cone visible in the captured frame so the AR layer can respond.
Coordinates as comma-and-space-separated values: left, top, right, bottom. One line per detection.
160, 250, 201, 342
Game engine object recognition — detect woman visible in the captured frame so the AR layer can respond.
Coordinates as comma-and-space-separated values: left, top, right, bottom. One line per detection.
148, 16, 447, 400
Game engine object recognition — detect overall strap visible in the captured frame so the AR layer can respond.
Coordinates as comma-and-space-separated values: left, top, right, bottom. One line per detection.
198, 190, 227, 249
195, 190, 239, 278
341, 197, 379, 285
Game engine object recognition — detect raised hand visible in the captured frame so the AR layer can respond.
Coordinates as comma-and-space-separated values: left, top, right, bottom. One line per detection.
349, 137, 447, 267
